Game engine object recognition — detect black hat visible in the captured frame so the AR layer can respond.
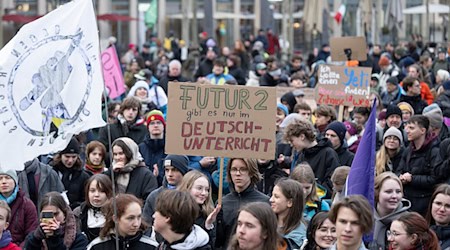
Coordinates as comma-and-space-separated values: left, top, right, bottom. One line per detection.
325, 121, 347, 145
386, 76, 399, 86
164, 155, 189, 175
60, 138, 80, 155
386, 105, 402, 119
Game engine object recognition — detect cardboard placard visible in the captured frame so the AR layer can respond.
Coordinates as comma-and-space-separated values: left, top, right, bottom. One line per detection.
330, 36, 367, 61
166, 82, 277, 160
315, 65, 372, 107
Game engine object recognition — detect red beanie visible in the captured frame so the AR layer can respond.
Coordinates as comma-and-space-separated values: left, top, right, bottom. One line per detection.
378, 56, 390, 67
146, 110, 165, 127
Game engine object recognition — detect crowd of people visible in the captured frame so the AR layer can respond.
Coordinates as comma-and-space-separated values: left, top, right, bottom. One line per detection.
0, 30, 449, 250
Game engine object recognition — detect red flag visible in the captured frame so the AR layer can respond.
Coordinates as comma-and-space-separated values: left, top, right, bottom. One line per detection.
334, 4, 346, 24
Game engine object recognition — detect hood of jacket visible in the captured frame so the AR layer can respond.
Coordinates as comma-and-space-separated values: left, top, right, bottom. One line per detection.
373, 199, 411, 248
303, 138, 333, 157
166, 225, 209, 250
112, 137, 144, 171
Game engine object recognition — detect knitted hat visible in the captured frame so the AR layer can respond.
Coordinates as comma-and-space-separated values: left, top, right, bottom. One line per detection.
164, 155, 189, 175
277, 104, 288, 116
146, 109, 165, 127
383, 127, 403, 145
0, 168, 18, 185
256, 63, 267, 70
397, 102, 414, 115
60, 138, 80, 155
386, 105, 402, 119
326, 121, 347, 144
378, 56, 390, 67
386, 76, 399, 86
343, 121, 358, 136
127, 80, 150, 98
423, 103, 443, 129
378, 111, 386, 120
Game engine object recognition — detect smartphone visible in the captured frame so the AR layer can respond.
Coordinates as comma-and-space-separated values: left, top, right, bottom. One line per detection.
40, 210, 54, 236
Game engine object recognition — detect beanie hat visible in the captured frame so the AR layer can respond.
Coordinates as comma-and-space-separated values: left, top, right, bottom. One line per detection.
146, 109, 165, 127
383, 127, 403, 145
436, 70, 450, 83
386, 76, 399, 86
280, 92, 297, 112
402, 57, 415, 69
60, 138, 80, 155
277, 103, 289, 116
164, 155, 189, 175
386, 105, 402, 119
127, 80, 150, 98
343, 121, 358, 136
443, 80, 450, 91
397, 102, 414, 115
423, 103, 443, 129
395, 47, 406, 57
326, 121, 347, 144
0, 168, 18, 185
378, 111, 387, 120
378, 56, 390, 67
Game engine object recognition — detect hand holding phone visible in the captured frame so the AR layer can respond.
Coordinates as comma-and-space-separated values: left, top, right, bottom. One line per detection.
40, 211, 55, 236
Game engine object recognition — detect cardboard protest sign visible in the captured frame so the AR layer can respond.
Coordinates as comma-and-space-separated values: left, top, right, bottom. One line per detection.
315, 65, 372, 107
330, 36, 367, 61
166, 82, 276, 160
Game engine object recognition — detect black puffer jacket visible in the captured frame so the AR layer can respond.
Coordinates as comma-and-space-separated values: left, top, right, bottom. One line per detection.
395, 94, 428, 115
87, 232, 157, 250
396, 135, 442, 216
52, 162, 90, 210
296, 138, 340, 196
139, 135, 166, 186
431, 224, 450, 250
335, 143, 354, 166
215, 185, 269, 248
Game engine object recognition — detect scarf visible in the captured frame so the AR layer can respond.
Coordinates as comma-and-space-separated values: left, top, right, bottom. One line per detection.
85, 164, 104, 175
117, 114, 145, 135
0, 230, 12, 248
0, 186, 18, 205
113, 137, 144, 193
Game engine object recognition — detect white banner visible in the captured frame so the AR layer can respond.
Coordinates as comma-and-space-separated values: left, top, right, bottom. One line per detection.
0, 0, 106, 170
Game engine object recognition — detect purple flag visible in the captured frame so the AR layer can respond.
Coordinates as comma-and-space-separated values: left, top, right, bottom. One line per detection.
345, 100, 377, 208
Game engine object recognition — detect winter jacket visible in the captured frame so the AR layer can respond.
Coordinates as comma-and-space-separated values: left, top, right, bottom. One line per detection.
139, 135, 166, 186
73, 203, 104, 243
97, 117, 148, 150
246, 70, 261, 87
303, 184, 330, 223
24, 206, 88, 250
431, 224, 450, 250
205, 73, 235, 85
87, 231, 158, 250
436, 90, 450, 117
381, 87, 404, 107
158, 74, 189, 94
104, 165, 157, 204
9, 190, 38, 247
0, 231, 20, 250
293, 138, 340, 196
194, 59, 214, 79
256, 161, 289, 196
284, 223, 307, 249
194, 212, 216, 248
215, 185, 269, 248
18, 158, 64, 212
371, 199, 411, 250
158, 225, 211, 250
329, 242, 367, 250
396, 135, 442, 216
335, 143, 354, 166
143, 181, 168, 225
228, 66, 246, 85
259, 72, 289, 87
52, 162, 90, 210
394, 94, 428, 115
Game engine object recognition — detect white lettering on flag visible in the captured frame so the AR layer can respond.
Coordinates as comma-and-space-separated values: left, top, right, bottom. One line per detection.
0, 0, 106, 170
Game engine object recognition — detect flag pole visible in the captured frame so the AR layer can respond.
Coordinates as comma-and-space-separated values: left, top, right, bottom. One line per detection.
218, 157, 224, 205
100, 49, 120, 250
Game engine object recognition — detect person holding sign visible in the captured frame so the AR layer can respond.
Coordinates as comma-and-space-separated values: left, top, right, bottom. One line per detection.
284, 118, 339, 196
215, 158, 269, 249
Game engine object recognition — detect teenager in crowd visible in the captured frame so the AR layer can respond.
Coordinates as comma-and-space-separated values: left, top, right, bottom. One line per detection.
24, 192, 88, 249
301, 212, 336, 250
270, 178, 306, 248
375, 127, 404, 175
330, 166, 350, 204
84, 141, 107, 175
426, 184, 450, 249
0, 201, 20, 249
87, 194, 158, 250
0, 168, 38, 247
228, 202, 294, 250
153, 190, 210, 249
372, 172, 410, 249
388, 212, 439, 249
73, 175, 112, 242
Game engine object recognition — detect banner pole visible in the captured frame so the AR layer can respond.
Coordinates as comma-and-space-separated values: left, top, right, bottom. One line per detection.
218, 157, 224, 205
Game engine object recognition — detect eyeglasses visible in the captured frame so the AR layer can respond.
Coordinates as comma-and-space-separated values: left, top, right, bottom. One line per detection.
386, 230, 407, 238
230, 168, 248, 174
433, 201, 450, 210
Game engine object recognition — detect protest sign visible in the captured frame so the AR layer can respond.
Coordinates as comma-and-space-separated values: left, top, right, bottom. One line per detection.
166, 82, 277, 160
330, 36, 367, 61
315, 65, 372, 107
101, 46, 125, 99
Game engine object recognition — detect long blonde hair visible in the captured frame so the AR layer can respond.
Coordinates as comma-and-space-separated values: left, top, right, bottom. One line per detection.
177, 170, 214, 217
375, 144, 400, 176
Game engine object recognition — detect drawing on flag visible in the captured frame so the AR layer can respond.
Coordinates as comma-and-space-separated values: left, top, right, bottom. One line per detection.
0, 0, 106, 170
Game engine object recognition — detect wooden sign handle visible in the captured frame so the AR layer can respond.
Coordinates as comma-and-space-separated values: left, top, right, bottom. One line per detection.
338, 105, 345, 122
217, 157, 224, 206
